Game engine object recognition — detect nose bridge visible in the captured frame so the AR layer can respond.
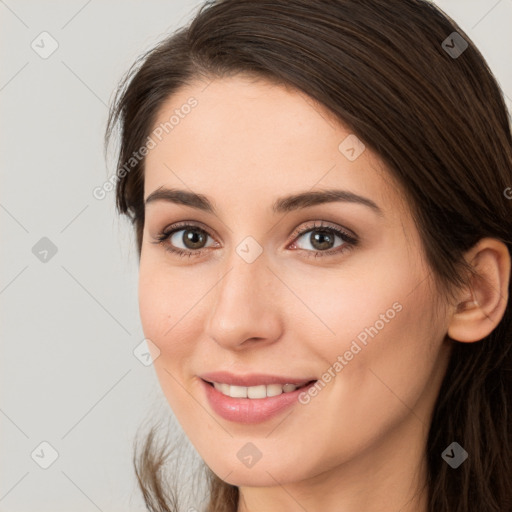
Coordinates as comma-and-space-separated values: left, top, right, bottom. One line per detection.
206, 246, 282, 348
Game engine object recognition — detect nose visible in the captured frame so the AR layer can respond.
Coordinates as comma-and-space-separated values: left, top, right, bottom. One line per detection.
205, 250, 284, 351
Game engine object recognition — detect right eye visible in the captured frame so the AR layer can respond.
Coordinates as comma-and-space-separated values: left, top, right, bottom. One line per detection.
151, 222, 218, 258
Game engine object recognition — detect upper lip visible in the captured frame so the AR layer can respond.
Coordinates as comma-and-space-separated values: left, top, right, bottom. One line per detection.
199, 371, 317, 387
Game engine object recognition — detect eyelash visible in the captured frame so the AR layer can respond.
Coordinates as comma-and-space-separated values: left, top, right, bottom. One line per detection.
150, 220, 358, 259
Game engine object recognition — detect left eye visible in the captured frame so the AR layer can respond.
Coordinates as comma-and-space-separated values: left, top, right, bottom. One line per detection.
290, 224, 356, 255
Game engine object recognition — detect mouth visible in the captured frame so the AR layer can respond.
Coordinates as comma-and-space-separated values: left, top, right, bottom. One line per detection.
200, 376, 318, 424
201, 378, 317, 399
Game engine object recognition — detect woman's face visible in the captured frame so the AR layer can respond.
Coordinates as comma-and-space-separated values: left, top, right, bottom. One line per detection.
139, 75, 453, 492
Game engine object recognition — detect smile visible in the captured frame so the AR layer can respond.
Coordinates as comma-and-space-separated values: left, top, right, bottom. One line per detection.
207, 381, 313, 399
199, 373, 318, 423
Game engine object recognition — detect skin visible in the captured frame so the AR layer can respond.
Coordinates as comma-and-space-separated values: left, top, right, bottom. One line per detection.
138, 74, 510, 512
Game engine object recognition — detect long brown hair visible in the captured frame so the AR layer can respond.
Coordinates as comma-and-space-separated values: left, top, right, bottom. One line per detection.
104, 1, 512, 510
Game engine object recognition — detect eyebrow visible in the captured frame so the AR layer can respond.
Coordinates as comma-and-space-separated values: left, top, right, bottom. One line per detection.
144, 187, 383, 216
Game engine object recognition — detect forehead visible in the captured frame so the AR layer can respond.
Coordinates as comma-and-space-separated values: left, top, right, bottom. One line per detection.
143, 75, 406, 218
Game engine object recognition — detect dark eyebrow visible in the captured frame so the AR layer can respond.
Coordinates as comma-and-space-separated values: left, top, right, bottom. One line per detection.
144, 187, 383, 216
273, 189, 383, 216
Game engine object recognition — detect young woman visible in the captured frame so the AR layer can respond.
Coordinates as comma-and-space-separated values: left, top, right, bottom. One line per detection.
104, 1, 512, 511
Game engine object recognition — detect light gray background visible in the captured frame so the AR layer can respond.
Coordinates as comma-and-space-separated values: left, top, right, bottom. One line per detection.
1, 1, 511, 511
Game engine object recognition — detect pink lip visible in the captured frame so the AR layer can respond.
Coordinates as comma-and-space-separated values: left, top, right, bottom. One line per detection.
199, 371, 316, 387
199, 375, 317, 424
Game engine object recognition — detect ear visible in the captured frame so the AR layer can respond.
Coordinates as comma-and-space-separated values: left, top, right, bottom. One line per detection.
447, 238, 510, 343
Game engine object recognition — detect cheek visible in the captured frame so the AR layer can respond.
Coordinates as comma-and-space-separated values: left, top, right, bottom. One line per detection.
285, 250, 424, 360
137, 262, 207, 411
292, 255, 442, 428
310, 278, 445, 447
138, 266, 203, 423
138, 260, 205, 350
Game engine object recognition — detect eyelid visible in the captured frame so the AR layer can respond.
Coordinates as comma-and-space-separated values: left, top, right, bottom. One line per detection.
162, 219, 212, 233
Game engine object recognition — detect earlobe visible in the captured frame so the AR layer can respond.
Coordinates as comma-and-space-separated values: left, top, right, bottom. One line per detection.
447, 238, 511, 343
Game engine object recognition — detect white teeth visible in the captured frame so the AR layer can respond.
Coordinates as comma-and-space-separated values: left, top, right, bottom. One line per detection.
247, 385, 266, 399
229, 385, 247, 398
266, 384, 283, 397
212, 381, 304, 399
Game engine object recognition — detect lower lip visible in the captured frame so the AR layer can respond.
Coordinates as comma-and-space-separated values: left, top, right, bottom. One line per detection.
200, 378, 317, 424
